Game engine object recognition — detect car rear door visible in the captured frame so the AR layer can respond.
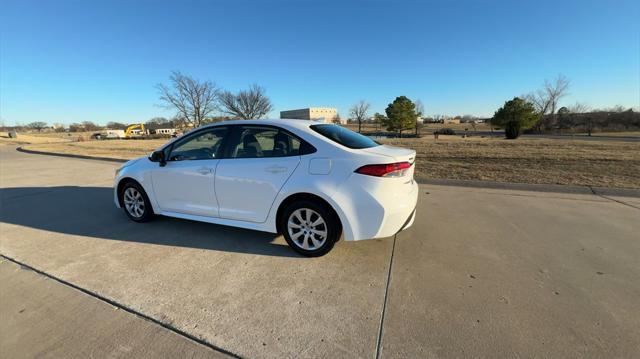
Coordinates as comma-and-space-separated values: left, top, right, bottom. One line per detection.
214, 125, 301, 223
150, 126, 229, 217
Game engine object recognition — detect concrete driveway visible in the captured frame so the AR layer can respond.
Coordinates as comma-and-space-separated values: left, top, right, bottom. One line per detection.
1, 145, 639, 358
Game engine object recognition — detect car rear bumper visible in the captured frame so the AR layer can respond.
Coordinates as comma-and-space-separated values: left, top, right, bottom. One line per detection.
372, 181, 418, 238
337, 175, 419, 240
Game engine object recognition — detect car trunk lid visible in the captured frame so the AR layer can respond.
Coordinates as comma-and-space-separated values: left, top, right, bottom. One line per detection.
361, 145, 416, 164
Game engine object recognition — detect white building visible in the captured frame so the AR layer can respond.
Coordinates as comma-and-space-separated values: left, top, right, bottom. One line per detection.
154, 128, 177, 135
280, 107, 341, 124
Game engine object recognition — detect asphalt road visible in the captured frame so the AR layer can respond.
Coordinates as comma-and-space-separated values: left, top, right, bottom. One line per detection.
1, 145, 639, 358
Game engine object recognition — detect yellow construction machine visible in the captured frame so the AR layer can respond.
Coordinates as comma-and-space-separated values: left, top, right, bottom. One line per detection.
124, 123, 146, 138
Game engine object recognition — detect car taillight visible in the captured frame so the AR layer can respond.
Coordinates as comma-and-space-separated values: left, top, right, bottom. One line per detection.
355, 162, 412, 177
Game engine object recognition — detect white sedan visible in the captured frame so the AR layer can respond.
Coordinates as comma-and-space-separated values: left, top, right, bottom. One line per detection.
114, 119, 418, 256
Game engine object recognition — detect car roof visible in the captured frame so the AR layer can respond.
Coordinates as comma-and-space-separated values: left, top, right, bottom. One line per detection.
160, 118, 340, 153
200, 118, 324, 132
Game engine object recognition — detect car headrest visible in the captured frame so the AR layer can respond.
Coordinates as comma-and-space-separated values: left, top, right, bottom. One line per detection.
242, 134, 262, 157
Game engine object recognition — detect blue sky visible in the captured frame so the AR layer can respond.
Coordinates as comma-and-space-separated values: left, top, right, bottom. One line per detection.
1, 0, 639, 125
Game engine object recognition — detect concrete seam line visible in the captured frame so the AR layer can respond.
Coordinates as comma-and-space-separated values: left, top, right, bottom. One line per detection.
596, 195, 640, 210
16, 146, 128, 163
588, 185, 640, 209
0, 254, 243, 359
375, 235, 397, 359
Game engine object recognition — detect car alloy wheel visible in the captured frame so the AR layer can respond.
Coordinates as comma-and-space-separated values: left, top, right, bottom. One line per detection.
123, 187, 146, 218
287, 208, 328, 250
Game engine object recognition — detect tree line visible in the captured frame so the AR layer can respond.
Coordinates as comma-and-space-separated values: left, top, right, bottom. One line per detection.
491, 75, 639, 138
5, 72, 637, 137
347, 97, 425, 138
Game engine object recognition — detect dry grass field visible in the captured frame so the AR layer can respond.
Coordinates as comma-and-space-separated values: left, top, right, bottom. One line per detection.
381, 136, 640, 188
10, 132, 640, 189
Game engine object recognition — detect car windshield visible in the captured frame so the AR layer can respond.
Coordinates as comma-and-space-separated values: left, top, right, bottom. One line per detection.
310, 124, 380, 149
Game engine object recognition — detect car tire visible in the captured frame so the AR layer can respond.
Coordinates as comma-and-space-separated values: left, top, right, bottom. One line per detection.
120, 181, 154, 222
280, 200, 341, 257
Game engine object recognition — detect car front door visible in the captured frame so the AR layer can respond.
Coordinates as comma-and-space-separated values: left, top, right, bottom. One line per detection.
150, 126, 229, 217
215, 126, 302, 223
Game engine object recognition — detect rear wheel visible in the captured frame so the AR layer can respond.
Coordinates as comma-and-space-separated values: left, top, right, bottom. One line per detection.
120, 181, 154, 222
281, 200, 340, 257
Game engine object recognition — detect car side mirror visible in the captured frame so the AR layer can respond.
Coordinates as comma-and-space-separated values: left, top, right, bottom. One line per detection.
150, 150, 166, 167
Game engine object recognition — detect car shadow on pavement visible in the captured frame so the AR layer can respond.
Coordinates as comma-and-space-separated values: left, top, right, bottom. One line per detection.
0, 186, 300, 258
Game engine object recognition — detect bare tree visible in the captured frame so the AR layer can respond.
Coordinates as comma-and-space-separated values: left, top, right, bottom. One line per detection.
218, 84, 273, 119
27, 121, 48, 132
568, 102, 591, 114
545, 74, 570, 118
146, 117, 170, 125
332, 114, 342, 124
171, 117, 189, 130
53, 123, 66, 132
568, 102, 593, 136
414, 100, 424, 136
349, 100, 370, 133
524, 90, 551, 116
432, 114, 445, 123
106, 121, 128, 130
373, 112, 386, 132
68, 123, 83, 132
81, 121, 101, 131
156, 71, 219, 128
524, 74, 570, 132
609, 104, 627, 113
526, 74, 571, 115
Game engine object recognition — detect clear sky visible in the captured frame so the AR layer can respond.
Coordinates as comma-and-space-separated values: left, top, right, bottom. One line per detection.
1, 0, 639, 125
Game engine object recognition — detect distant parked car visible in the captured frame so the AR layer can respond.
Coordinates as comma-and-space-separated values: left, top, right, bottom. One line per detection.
114, 119, 418, 256
435, 128, 456, 135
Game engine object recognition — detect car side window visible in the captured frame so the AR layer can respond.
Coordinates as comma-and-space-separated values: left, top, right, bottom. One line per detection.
229, 127, 302, 158
169, 127, 228, 161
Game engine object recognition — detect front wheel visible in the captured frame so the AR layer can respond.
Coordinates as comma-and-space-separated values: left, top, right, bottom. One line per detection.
281, 201, 340, 257
120, 182, 154, 222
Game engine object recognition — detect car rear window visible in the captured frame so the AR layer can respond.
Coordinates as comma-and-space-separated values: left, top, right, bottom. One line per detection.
310, 124, 380, 149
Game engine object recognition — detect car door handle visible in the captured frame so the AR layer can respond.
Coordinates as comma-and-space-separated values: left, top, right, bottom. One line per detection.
197, 167, 213, 175
265, 166, 287, 173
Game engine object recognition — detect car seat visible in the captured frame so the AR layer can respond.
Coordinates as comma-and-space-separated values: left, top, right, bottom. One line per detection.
239, 133, 263, 157
272, 132, 290, 156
